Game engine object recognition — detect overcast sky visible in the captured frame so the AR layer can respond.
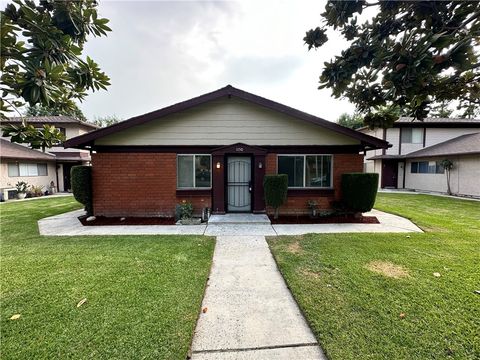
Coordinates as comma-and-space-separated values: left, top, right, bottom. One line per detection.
10, 0, 363, 122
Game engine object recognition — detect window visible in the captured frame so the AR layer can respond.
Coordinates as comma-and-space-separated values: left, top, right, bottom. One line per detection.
7, 163, 48, 177
411, 161, 444, 174
402, 128, 423, 144
177, 155, 211, 188
278, 156, 304, 187
278, 155, 332, 188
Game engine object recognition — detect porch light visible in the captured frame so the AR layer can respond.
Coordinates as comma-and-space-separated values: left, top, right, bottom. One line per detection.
258, 162, 263, 169
216, 161, 221, 169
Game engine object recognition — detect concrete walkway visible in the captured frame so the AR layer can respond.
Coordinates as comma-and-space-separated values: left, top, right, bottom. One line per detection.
38, 209, 422, 236
190, 235, 326, 360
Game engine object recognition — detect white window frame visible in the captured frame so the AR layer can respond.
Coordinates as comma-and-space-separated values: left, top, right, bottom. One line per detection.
7, 162, 48, 177
176, 154, 212, 189
277, 154, 334, 189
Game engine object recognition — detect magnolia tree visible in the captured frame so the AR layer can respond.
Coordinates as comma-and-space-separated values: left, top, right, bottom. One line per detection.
1, 0, 111, 148
305, 1, 480, 128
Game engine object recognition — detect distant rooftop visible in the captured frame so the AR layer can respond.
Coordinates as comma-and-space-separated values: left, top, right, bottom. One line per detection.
406, 132, 480, 158
0, 138, 56, 161
396, 117, 480, 124
3, 116, 99, 129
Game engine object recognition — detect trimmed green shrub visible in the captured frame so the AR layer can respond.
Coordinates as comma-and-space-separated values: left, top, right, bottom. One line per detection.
71, 165, 93, 216
341, 173, 379, 213
263, 174, 288, 219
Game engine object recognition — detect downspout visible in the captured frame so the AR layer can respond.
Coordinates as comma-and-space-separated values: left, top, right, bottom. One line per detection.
402, 160, 406, 189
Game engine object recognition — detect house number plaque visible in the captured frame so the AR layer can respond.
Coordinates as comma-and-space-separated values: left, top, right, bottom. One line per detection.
236, 147, 244, 152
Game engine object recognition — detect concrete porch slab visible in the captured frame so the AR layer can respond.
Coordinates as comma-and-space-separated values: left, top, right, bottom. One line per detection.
204, 224, 277, 236
208, 213, 271, 225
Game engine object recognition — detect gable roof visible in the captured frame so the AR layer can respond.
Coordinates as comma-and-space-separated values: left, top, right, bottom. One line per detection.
64, 85, 389, 150
406, 132, 480, 158
0, 139, 56, 161
3, 116, 99, 130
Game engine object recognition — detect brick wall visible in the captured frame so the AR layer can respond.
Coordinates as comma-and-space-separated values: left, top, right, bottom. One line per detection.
92, 153, 211, 217
92, 152, 362, 217
264, 153, 363, 215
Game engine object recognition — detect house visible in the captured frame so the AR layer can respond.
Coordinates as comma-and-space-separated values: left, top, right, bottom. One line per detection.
360, 117, 480, 197
0, 116, 98, 199
64, 85, 389, 217
0, 139, 57, 200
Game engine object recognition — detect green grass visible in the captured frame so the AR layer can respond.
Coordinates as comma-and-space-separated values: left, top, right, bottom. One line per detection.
1, 197, 215, 359
268, 193, 480, 360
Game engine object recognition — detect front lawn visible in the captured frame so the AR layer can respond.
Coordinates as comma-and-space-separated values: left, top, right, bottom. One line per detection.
1, 197, 215, 360
268, 193, 480, 360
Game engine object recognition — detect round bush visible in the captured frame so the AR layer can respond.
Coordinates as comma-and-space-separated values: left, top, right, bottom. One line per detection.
71, 165, 93, 216
341, 173, 379, 212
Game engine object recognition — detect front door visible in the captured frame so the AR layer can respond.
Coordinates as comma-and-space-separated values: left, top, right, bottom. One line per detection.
381, 160, 398, 188
227, 156, 252, 212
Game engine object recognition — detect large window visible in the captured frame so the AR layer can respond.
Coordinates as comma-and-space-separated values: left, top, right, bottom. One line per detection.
8, 163, 48, 177
402, 128, 423, 144
177, 155, 211, 188
411, 161, 444, 174
278, 155, 332, 188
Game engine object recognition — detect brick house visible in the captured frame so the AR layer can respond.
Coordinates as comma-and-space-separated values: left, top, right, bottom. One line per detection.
64, 86, 389, 217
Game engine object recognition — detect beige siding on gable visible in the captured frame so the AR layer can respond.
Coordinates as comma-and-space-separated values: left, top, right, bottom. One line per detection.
95, 98, 360, 146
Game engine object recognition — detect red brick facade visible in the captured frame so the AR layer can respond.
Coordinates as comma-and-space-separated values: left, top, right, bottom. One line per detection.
264, 153, 363, 215
91, 152, 363, 217
92, 153, 211, 217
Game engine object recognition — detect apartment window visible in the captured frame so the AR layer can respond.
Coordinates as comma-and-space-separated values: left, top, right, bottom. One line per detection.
8, 163, 48, 177
411, 161, 444, 174
402, 128, 423, 144
177, 155, 211, 188
278, 155, 333, 188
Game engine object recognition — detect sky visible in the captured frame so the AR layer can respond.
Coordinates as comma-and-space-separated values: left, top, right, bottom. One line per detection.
75, 0, 360, 123
5, 0, 361, 122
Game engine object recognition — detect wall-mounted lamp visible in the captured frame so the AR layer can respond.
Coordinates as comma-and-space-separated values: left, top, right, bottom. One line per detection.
216, 162, 221, 169
258, 162, 263, 169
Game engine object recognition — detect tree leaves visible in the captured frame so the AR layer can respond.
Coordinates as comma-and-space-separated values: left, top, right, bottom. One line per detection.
1, 0, 111, 118
306, 0, 480, 125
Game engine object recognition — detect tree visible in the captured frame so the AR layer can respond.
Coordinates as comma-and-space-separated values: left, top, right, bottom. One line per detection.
24, 101, 87, 122
430, 101, 453, 118
440, 159, 454, 195
304, 1, 480, 127
92, 115, 122, 128
2, 122, 65, 152
1, 0, 111, 118
337, 112, 364, 129
1, 0, 110, 149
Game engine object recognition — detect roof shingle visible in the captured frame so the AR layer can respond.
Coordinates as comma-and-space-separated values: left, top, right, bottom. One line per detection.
0, 139, 56, 161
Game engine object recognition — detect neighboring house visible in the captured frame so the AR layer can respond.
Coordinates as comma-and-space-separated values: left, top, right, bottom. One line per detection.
64, 85, 388, 217
0, 139, 57, 200
0, 116, 98, 198
360, 117, 480, 197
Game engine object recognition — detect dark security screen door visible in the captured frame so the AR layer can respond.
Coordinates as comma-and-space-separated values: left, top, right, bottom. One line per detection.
382, 160, 398, 188
227, 156, 251, 212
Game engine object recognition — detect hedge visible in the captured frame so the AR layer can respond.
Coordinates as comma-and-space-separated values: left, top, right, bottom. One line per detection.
71, 165, 93, 216
263, 174, 288, 219
341, 173, 379, 213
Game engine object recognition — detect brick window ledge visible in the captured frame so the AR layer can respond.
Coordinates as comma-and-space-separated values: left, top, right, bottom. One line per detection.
176, 189, 212, 196
287, 188, 334, 197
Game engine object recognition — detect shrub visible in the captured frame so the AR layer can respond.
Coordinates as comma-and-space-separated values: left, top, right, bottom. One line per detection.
15, 181, 29, 193
179, 200, 193, 220
341, 173, 379, 213
71, 166, 93, 216
263, 174, 288, 219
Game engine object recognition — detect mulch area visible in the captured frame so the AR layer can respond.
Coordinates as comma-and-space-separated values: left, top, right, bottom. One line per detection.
269, 215, 380, 225
79, 215, 176, 226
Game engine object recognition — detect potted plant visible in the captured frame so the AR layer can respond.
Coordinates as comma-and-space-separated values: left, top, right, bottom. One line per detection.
15, 181, 29, 199
177, 200, 201, 225
307, 199, 318, 218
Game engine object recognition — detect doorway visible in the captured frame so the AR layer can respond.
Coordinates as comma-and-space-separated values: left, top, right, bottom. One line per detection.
381, 160, 398, 188
227, 156, 252, 212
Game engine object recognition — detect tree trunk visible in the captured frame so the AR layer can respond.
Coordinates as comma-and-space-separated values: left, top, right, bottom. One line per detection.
446, 170, 452, 195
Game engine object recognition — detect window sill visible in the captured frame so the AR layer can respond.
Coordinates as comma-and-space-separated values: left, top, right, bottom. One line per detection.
176, 189, 212, 196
